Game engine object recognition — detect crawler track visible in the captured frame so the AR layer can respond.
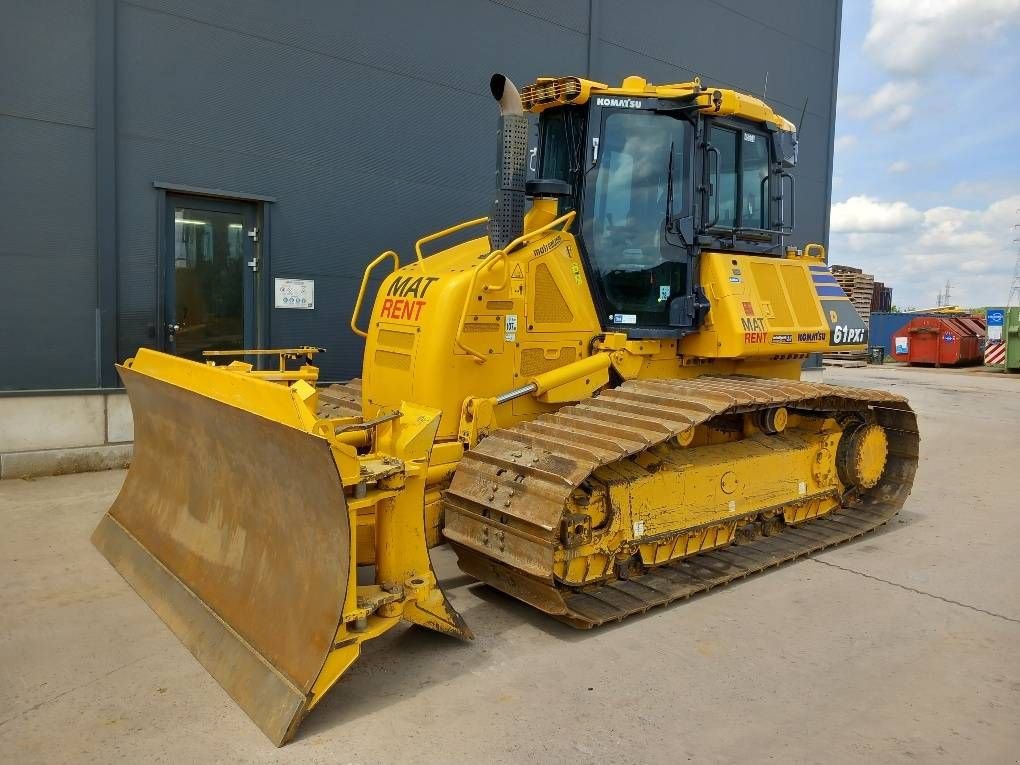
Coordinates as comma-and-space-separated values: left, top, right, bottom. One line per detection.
444, 376, 919, 627
316, 378, 363, 418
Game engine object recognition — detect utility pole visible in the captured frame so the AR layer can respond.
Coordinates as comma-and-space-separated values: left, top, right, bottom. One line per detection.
936, 281, 952, 307
1009, 214, 1020, 308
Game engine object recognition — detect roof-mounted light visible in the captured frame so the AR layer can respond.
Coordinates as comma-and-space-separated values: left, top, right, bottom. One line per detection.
521, 77, 599, 112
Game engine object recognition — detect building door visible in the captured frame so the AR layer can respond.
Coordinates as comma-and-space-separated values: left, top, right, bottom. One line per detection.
165, 194, 258, 360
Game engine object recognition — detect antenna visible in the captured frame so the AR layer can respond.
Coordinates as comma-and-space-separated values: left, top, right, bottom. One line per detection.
797, 97, 809, 134
763, 71, 768, 103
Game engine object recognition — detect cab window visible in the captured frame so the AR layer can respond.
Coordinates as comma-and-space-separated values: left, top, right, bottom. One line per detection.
539, 111, 570, 181
711, 127, 738, 228
586, 110, 691, 327
741, 132, 770, 228
708, 125, 771, 230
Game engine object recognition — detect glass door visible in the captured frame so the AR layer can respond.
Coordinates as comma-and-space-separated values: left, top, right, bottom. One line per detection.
165, 195, 257, 360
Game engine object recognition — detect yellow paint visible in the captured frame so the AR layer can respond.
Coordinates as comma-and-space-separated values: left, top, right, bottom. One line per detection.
840, 423, 889, 489
107, 69, 889, 743
552, 419, 845, 584
521, 74, 796, 132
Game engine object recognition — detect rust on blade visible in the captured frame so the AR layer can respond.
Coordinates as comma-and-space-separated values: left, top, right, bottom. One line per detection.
92, 365, 351, 745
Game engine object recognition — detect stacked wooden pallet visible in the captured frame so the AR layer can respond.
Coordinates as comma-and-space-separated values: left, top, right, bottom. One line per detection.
830, 265, 875, 326
825, 265, 875, 365
871, 281, 893, 313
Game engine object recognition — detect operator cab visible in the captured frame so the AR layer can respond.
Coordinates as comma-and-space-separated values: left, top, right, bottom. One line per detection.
525, 76, 798, 339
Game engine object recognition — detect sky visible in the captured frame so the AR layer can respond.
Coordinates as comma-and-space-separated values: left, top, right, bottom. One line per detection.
829, 0, 1020, 309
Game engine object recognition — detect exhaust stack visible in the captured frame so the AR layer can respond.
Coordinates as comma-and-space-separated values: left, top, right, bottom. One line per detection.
487, 73, 529, 250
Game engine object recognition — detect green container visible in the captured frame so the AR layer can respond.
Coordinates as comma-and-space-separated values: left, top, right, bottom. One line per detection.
1007, 307, 1020, 372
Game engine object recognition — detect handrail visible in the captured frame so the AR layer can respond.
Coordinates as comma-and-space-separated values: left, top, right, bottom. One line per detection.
503, 209, 577, 257
779, 171, 796, 231
350, 250, 399, 338
201, 346, 324, 358
803, 243, 826, 260
455, 211, 576, 362
704, 144, 720, 228
414, 217, 489, 271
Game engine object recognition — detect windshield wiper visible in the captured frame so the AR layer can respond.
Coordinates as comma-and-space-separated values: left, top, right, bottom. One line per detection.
663, 141, 686, 247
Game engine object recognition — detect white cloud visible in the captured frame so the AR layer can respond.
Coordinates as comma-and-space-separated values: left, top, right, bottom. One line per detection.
834, 134, 858, 152
951, 179, 1018, 201
843, 79, 920, 128
982, 195, 1020, 227
831, 195, 924, 233
887, 160, 910, 173
885, 103, 914, 129
848, 1, 1020, 132
865, 0, 1020, 76
918, 205, 999, 251
828, 194, 1020, 308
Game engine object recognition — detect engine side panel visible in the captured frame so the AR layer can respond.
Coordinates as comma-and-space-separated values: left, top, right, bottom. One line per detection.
361, 223, 603, 440
681, 251, 869, 359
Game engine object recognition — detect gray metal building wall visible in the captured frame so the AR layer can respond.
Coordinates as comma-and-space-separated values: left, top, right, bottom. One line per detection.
1, 0, 99, 389
0, 0, 841, 389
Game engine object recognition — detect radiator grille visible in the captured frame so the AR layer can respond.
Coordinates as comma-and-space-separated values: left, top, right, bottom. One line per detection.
374, 350, 411, 370
376, 328, 415, 351
463, 319, 500, 333
534, 263, 573, 324
520, 346, 576, 377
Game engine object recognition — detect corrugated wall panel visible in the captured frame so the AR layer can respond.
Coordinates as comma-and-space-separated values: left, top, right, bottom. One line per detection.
114, 0, 588, 379
0, 0, 840, 388
0, 0, 98, 390
0, 0, 96, 127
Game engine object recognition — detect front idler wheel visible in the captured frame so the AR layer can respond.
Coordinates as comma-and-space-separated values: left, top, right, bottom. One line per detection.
836, 422, 889, 489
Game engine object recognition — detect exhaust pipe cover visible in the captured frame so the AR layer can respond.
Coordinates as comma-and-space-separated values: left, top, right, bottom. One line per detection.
490, 73, 524, 116
487, 73, 529, 250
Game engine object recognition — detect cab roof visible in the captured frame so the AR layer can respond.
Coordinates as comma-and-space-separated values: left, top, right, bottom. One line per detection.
521, 75, 796, 133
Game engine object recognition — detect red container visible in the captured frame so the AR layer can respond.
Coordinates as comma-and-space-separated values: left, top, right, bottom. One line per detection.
905, 316, 985, 366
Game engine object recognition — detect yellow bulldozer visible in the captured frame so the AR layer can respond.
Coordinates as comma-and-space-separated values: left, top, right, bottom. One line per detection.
92, 74, 919, 745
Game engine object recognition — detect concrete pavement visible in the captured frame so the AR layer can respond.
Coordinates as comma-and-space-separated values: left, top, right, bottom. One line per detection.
1, 366, 1018, 763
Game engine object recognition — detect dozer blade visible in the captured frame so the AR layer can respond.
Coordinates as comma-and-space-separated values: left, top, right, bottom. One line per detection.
92, 364, 350, 745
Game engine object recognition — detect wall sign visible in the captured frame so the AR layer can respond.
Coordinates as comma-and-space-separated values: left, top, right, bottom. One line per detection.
987, 308, 1004, 342
274, 278, 314, 309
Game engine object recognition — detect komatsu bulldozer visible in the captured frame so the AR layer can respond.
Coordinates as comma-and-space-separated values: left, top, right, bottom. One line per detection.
92, 74, 918, 745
